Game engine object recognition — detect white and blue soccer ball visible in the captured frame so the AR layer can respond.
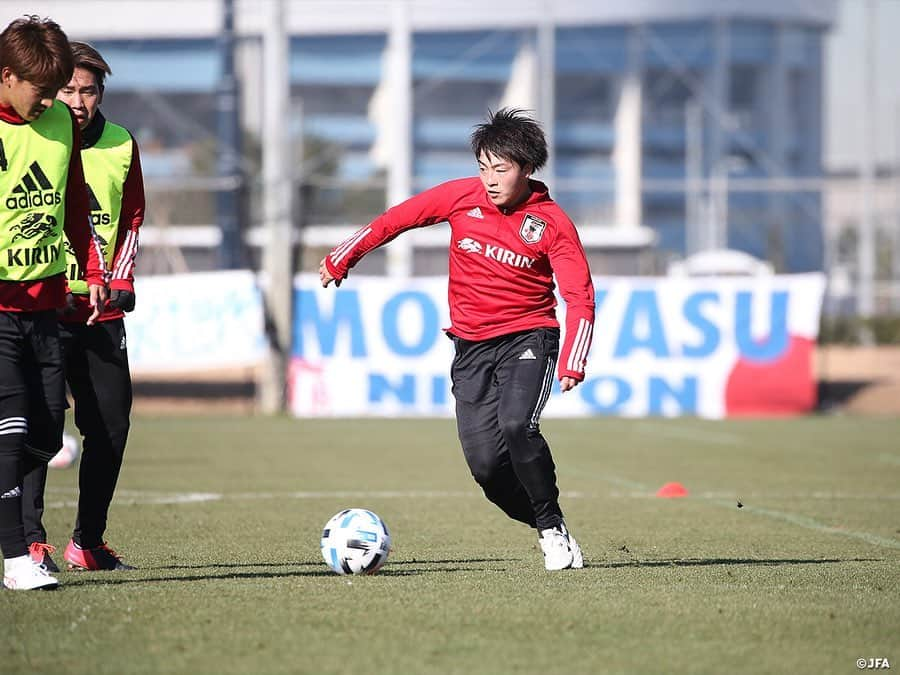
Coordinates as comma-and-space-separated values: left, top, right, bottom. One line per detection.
320, 509, 391, 575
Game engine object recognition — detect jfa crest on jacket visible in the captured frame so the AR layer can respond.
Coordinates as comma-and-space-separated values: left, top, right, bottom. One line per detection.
519, 213, 547, 244
324, 177, 595, 381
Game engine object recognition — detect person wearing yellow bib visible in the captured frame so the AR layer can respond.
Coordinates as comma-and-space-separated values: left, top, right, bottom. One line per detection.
0, 16, 107, 591
22, 41, 143, 573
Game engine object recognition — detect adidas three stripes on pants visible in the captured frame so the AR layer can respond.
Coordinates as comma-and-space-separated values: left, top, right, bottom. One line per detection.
450, 327, 565, 531
0, 310, 66, 559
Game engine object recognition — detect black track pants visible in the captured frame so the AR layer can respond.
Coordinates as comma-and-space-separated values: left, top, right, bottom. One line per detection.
451, 327, 563, 531
23, 318, 132, 549
0, 310, 65, 559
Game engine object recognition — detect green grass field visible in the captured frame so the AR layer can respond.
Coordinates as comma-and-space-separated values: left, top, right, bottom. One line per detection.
3, 415, 898, 674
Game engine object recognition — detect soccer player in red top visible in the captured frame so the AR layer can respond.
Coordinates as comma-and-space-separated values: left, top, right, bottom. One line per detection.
320, 108, 594, 571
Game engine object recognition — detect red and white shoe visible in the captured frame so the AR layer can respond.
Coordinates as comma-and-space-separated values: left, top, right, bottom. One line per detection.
3, 554, 59, 590
28, 542, 60, 573
64, 540, 135, 571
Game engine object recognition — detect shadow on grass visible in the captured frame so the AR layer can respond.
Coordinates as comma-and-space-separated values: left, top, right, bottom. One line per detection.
148, 561, 325, 571
60, 557, 867, 587
390, 557, 516, 565
148, 557, 514, 571
60, 558, 516, 586
61, 569, 336, 587
593, 557, 881, 568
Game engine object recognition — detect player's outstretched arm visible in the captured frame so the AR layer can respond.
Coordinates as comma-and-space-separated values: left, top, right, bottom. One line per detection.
322, 180, 461, 286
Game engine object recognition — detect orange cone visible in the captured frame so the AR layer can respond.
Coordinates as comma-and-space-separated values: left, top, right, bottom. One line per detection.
656, 482, 689, 498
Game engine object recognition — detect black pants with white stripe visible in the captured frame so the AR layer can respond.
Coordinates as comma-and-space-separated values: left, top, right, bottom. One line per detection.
450, 327, 564, 531
23, 318, 132, 549
0, 310, 66, 559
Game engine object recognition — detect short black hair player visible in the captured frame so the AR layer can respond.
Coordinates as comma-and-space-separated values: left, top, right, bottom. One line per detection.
320, 109, 594, 571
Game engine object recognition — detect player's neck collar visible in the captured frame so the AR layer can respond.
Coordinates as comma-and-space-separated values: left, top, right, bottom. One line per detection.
81, 110, 106, 149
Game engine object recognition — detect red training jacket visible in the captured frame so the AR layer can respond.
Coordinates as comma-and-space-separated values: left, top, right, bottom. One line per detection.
325, 177, 595, 381
0, 103, 104, 312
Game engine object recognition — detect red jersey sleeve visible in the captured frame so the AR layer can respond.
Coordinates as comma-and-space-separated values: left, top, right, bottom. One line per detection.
63, 114, 105, 287
108, 138, 144, 293
548, 213, 595, 381
324, 181, 462, 281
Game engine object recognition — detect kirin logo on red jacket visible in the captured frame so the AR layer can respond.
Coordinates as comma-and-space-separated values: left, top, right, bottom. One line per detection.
456, 237, 535, 269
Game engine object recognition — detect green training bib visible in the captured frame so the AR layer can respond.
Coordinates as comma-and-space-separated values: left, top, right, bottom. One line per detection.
66, 120, 133, 294
0, 101, 72, 281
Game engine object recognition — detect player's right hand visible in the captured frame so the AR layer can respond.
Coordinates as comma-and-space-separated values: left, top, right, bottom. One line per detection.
87, 284, 108, 326
560, 376, 580, 392
319, 257, 339, 288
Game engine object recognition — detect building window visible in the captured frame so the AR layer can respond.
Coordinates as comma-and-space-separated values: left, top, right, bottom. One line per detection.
291, 34, 387, 224
729, 63, 762, 129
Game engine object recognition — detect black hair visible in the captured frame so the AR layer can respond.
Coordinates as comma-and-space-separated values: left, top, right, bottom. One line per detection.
470, 107, 547, 172
70, 41, 112, 89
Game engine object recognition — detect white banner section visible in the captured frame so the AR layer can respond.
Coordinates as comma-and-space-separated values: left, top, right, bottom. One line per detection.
289, 273, 826, 419
127, 270, 267, 374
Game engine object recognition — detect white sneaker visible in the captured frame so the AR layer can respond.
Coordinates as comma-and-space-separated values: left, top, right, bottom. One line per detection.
569, 532, 584, 569
539, 523, 579, 571
3, 554, 60, 590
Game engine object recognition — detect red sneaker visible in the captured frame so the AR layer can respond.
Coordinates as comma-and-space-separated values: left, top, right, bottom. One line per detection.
28, 542, 60, 573
64, 540, 135, 571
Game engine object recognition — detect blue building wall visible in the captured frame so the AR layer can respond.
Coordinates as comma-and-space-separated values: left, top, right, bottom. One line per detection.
95, 16, 826, 272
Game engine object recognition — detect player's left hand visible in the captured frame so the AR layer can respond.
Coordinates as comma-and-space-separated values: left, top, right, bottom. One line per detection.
560, 376, 580, 392
108, 289, 136, 312
87, 284, 108, 326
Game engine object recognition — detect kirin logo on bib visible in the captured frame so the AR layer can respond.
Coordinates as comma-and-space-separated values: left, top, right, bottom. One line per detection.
519, 214, 547, 244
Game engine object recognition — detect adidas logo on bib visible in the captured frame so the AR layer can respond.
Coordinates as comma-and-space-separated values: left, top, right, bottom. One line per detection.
5, 161, 61, 210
